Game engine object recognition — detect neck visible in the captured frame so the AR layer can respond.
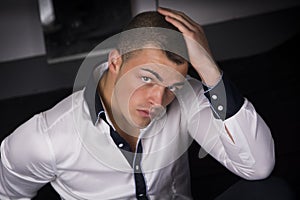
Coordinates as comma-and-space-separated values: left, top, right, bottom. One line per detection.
98, 71, 111, 114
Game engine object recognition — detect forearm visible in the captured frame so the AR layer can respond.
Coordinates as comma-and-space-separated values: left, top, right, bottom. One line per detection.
216, 100, 275, 180
188, 74, 275, 180
192, 53, 222, 87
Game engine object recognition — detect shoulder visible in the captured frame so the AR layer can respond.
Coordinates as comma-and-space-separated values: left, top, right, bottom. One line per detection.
1, 90, 85, 175
1, 113, 55, 176
42, 90, 85, 130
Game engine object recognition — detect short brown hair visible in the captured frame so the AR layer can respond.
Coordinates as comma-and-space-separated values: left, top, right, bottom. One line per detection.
118, 11, 188, 65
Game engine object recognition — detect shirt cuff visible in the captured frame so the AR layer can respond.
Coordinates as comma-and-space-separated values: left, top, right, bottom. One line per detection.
202, 72, 244, 120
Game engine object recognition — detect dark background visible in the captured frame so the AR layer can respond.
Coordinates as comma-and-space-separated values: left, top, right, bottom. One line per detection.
0, 0, 299, 199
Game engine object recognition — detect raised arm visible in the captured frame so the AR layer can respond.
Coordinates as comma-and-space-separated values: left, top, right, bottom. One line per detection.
158, 7, 275, 180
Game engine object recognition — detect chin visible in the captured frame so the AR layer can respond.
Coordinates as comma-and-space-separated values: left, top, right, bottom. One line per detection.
133, 119, 151, 129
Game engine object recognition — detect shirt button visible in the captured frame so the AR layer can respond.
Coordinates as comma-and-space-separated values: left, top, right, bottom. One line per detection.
218, 105, 224, 111
139, 194, 144, 197
118, 143, 124, 148
212, 94, 217, 100
135, 165, 139, 170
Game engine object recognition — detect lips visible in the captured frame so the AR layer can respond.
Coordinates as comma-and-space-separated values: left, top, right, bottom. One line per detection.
137, 109, 150, 118
137, 105, 166, 120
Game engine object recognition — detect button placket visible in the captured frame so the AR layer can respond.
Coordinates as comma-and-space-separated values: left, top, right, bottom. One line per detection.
212, 94, 218, 100
218, 105, 224, 111
133, 140, 148, 199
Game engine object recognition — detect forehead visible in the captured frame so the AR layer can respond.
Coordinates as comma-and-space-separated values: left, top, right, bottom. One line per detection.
122, 49, 188, 75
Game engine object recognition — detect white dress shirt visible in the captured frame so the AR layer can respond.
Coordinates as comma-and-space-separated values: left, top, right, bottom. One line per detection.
0, 63, 275, 200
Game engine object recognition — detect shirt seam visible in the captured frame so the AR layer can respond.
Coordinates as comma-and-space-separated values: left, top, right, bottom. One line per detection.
41, 123, 58, 177
44, 100, 81, 132
40, 95, 83, 177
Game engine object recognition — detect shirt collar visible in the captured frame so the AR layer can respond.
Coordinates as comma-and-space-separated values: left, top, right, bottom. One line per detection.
83, 62, 108, 125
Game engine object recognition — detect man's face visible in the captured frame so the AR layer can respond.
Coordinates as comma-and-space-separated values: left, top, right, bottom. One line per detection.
111, 49, 188, 131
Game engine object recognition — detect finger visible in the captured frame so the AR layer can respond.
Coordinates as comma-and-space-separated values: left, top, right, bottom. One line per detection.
164, 15, 193, 36
158, 7, 196, 29
166, 15, 210, 53
158, 7, 199, 31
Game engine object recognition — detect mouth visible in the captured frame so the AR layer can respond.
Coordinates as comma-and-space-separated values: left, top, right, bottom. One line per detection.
136, 105, 166, 120
137, 109, 150, 118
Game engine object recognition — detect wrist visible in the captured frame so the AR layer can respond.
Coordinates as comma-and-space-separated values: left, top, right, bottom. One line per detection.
195, 63, 221, 87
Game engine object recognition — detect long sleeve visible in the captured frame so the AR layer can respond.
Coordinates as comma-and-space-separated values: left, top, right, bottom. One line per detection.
0, 114, 56, 199
185, 75, 275, 180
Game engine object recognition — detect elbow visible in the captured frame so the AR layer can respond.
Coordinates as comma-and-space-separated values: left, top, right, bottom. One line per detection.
246, 157, 275, 181
247, 136, 276, 180
251, 140, 276, 180
252, 164, 275, 180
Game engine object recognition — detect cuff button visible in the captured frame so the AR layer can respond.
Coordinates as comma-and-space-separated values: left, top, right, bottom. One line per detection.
217, 105, 224, 111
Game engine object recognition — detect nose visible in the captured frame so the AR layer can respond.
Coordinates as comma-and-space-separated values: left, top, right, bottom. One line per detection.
148, 84, 166, 106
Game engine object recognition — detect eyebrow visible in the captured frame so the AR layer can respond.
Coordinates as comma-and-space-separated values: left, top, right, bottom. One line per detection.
141, 68, 163, 82
141, 67, 186, 87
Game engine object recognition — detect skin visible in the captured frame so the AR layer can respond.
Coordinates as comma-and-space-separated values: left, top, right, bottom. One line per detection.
99, 49, 188, 151
99, 8, 233, 151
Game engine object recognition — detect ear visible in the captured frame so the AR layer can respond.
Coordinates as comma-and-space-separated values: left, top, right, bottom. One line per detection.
108, 49, 123, 74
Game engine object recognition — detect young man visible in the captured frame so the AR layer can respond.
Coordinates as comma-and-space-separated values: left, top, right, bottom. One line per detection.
0, 8, 275, 199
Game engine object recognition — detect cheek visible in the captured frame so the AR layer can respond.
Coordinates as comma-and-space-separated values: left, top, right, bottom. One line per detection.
128, 86, 146, 108
115, 75, 143, 103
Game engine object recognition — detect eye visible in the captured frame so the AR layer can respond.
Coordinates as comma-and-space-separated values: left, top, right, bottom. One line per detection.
141, 76, 152, 83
